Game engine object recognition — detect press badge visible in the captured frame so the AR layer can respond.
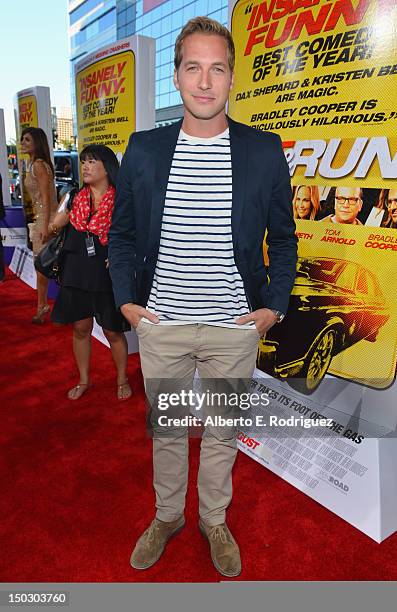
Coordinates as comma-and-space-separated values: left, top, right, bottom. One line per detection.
85, 234, 96, 257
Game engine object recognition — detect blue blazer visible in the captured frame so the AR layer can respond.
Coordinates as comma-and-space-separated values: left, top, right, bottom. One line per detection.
108, 116, 297, 315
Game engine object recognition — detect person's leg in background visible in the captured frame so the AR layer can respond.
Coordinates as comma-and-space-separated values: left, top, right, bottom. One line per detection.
68, 317, 93, 400
102, 328, 132, 400
31, 270, 50, 323
30, 221, 50, 323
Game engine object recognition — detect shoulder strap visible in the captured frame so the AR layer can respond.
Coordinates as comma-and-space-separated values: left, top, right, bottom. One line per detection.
66, 187, 79, 212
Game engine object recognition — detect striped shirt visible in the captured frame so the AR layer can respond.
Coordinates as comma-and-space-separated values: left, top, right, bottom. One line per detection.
146, 128, 252, 328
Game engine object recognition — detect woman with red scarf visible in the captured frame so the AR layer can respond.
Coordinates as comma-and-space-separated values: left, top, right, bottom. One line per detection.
50, 145, 131, 401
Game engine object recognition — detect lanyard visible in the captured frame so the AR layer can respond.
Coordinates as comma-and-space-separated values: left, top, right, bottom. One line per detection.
85, 194, 96, 256
87, 193, 95, 225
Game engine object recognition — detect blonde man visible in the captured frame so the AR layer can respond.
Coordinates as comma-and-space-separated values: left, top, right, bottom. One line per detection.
109, 17, 297, 577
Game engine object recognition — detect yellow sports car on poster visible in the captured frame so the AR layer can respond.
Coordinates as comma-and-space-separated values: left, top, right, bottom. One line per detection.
257, 257, 390, 393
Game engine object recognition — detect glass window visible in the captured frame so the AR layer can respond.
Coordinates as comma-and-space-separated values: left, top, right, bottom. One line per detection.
195, 0, 207, 15
118, 9, 127, 26
183, 3, 195, 21
161, 1, 171, 17
164, 61, 174, 78
170, 90, 181, 106
174, 10, 183, 28
159, 48, 167, 65
157, 65, 166, 78
118, 25, 127, 38
152, 19, 161, 37
159, 48, 168, 65
161, 15, 171, 34
126, 5, 135, 20
151, 3, 163, 21
159, 93, 170, 108
126, 20, 135, 35
72, 8, 115, 47
71, 29, 87, 48
99, 8, 116, 30
70, 0, 102, 25
117, 0, 130, 10
158, 79, 165, 94
165, 33, 172, 47
209, 8, 222, 21
86, 20, 99, 38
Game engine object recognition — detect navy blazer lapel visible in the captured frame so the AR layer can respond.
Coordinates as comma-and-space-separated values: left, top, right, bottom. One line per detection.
149, 119, 182, 253
228, 116, 248, 252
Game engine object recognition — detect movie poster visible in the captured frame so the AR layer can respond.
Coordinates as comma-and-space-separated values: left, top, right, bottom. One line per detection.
75, 36, 155, 163
16, 92, 39, 223
17, 94, 38, 130
228, 0, 397, 541
14, 87, 52, 230
229, 0, 397, 393
75, 43, 136, 159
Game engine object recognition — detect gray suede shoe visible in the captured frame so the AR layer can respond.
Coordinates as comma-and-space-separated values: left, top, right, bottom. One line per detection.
130, 516, 185, 570
199, 520, 242, 577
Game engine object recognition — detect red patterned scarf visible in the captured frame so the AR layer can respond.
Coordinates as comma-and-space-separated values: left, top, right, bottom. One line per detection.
69, 185, 115, 246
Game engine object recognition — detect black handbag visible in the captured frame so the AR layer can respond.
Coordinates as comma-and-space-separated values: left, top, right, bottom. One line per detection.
34, 229, 67, 281
34, 188, 77, 282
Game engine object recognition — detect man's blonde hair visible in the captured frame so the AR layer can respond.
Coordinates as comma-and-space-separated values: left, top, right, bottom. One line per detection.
174, 16, 235, 73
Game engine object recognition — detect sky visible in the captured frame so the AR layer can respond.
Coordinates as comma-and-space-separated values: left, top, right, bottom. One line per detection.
0, 0, 71, 142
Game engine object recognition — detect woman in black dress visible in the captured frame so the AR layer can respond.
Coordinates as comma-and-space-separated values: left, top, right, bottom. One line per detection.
50, 145, 131, 401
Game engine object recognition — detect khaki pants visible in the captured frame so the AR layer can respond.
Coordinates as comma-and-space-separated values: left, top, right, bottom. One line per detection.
136, 322, 259, 527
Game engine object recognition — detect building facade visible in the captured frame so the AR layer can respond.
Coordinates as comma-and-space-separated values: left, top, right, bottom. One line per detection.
57, 107, 74, 147
68, 0, 228, 130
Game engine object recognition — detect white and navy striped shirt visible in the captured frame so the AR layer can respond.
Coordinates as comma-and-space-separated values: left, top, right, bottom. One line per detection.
146, 128, 252, 328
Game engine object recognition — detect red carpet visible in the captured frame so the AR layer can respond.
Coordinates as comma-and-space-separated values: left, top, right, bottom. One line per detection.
1, 267, 397, 582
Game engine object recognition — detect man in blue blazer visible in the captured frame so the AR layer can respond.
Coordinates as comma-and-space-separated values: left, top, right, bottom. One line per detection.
109, 16, 297, 577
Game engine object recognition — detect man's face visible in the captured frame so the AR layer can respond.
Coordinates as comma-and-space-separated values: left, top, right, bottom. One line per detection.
174, 33, 234, 124
334, 187, 362, 224
388, 188, 397, 225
